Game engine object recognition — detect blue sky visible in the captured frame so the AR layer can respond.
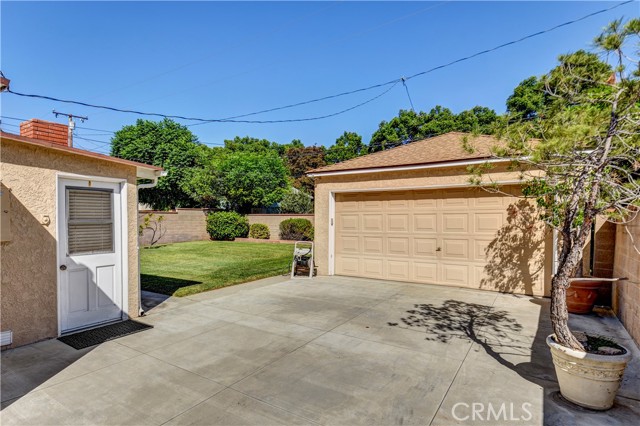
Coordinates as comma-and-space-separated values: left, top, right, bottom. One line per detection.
1, 1, 637, 154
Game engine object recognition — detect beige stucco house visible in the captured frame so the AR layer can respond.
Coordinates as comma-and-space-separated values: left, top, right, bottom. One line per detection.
1, 120, 164, 348
309, 132, 554, 297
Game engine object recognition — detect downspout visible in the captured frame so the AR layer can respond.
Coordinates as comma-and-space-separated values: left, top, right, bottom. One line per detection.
137, 171, 167, 316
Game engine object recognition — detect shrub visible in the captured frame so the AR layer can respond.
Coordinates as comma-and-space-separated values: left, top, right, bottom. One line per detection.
206, 212, 249, 241
279, 218, 314, 241
279, 190, 313, 214
249, 223, 270, 239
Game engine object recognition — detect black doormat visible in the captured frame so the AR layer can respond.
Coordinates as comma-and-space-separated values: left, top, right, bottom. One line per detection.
58, 320, 153, 350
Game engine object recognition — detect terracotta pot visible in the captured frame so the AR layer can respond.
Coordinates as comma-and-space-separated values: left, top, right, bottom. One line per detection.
566, 279, 604, 314
547, 334, 631, 410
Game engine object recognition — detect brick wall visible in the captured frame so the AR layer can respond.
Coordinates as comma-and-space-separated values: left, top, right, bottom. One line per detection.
20, 119, 69, 146
613, 213, 640, 347
138, 209, 211, 246
247, 214, 315, 240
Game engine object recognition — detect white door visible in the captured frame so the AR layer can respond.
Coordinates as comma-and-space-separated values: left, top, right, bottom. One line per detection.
58, 178, 124, 332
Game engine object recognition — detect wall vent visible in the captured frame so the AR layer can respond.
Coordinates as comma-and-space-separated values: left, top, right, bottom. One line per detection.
1, 330, 13, 346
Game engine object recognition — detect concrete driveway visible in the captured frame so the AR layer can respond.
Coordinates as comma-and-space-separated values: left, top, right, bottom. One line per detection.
2, 276, 639, 425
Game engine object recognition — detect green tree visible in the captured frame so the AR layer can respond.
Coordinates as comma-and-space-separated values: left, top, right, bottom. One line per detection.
284, 146, 326, 196
111, 118, 201, 210
455, 106, 499, 133
474, 19, 639, 351
279, 190, 314, 214
325, 131, 365, 164
217, 151, 289, 213
368, 106, 499, 152
506, 76, 545, 119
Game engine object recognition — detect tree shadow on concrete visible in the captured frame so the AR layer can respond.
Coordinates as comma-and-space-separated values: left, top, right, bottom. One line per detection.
388, 298, 555, 382
481, 200, 547, 296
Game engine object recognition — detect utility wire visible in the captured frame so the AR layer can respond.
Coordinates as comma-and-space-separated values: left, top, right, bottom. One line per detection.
401, 78, 415, 112
3, 0, 632, 125
405, 0, 633, 81
7, 80, 400, 124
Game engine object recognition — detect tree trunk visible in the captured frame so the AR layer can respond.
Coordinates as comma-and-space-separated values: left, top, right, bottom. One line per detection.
550, 273, 585, 351
550, 225, 591, 351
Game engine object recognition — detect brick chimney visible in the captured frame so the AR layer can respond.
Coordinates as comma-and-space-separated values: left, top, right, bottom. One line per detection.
20, 119, 69, 146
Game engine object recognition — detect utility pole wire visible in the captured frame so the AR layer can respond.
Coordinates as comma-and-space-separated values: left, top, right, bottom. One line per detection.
401, 78, 415, 112
2, 0, 632, 125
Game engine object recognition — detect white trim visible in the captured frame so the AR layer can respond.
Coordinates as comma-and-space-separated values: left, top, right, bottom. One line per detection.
328, 192, 336, 275
330, 180, 524, 194
308, 158, 515, 178
56, 172, 130, 184
55, 177, 62, 336
56, 173, 128, 335
120, 180, 129, 319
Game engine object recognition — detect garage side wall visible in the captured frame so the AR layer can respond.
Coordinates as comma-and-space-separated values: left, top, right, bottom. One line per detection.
0, 139, 140, 348
314, 165, 551, 296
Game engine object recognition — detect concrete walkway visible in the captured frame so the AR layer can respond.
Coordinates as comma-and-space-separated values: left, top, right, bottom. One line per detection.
1, 276, 639, 425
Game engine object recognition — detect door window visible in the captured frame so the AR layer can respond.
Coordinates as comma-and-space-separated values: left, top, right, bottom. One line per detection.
66, 188, 114, 255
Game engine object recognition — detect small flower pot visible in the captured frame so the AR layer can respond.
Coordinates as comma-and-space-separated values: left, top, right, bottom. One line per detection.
547, 334, 631, 410
566, 278, 605, 314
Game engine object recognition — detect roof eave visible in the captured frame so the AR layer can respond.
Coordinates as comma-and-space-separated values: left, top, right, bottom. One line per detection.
307, 157, 512, 177
1, 131, 163, 178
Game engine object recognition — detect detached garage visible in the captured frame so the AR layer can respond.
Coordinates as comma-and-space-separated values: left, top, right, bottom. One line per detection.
309, 132, 552, 296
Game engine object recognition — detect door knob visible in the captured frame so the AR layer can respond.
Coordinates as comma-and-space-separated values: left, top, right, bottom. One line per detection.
59, 265, 67, 271
436, 247, 442, 252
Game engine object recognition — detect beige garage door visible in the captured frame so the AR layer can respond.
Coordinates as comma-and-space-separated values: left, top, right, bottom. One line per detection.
335, 187, 545, 292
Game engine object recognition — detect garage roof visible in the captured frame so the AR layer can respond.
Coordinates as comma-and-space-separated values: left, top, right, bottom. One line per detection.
309, 132, 505, 175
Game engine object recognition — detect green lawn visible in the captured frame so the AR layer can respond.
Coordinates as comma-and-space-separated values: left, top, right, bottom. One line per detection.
140, 240, 294, 297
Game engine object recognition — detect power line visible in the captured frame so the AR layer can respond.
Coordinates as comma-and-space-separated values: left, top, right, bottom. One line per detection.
405, 0, 633, 81
7, 80, 400, 124
401, 78, 415, 112
3, 0, 632, 126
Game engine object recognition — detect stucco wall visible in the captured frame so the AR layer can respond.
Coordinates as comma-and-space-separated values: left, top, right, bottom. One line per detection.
1, 138, 140, 348
313, 165, 551, 296
248, 214, 315, 240
613, 214, 640, 347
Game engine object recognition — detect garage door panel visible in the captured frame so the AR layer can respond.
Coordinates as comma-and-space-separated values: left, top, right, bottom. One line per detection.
473, 239, 492, 261
386, 192, 411, 209
387, 214, 409, 233
441, 239, 469, 260
336, 194, 360, 211
413, 262, 438, 283
388, 260, 410, 280
362, 193, 384, 210
440, 190, 470, 207
441, 263, 470, 286
474, 213, 504, 233
339, 214, 359, 232
336, 257, 360, 275
362, 258, 384, 277
413, 191, 438, 209
388, 237, 410, 256
414, 238, 438, 257
414, 214, 437, 233
338, 235, 359, 253
442, 214, 469, 233
363, 214, 384, 232
362, 236, 383, 254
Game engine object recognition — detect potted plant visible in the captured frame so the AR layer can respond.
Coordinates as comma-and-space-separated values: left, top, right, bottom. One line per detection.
473, 18, 639, 410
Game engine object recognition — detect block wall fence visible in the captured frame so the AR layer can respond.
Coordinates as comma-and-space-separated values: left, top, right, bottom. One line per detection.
138, 209, 314, 245
613, 213, 640, 347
